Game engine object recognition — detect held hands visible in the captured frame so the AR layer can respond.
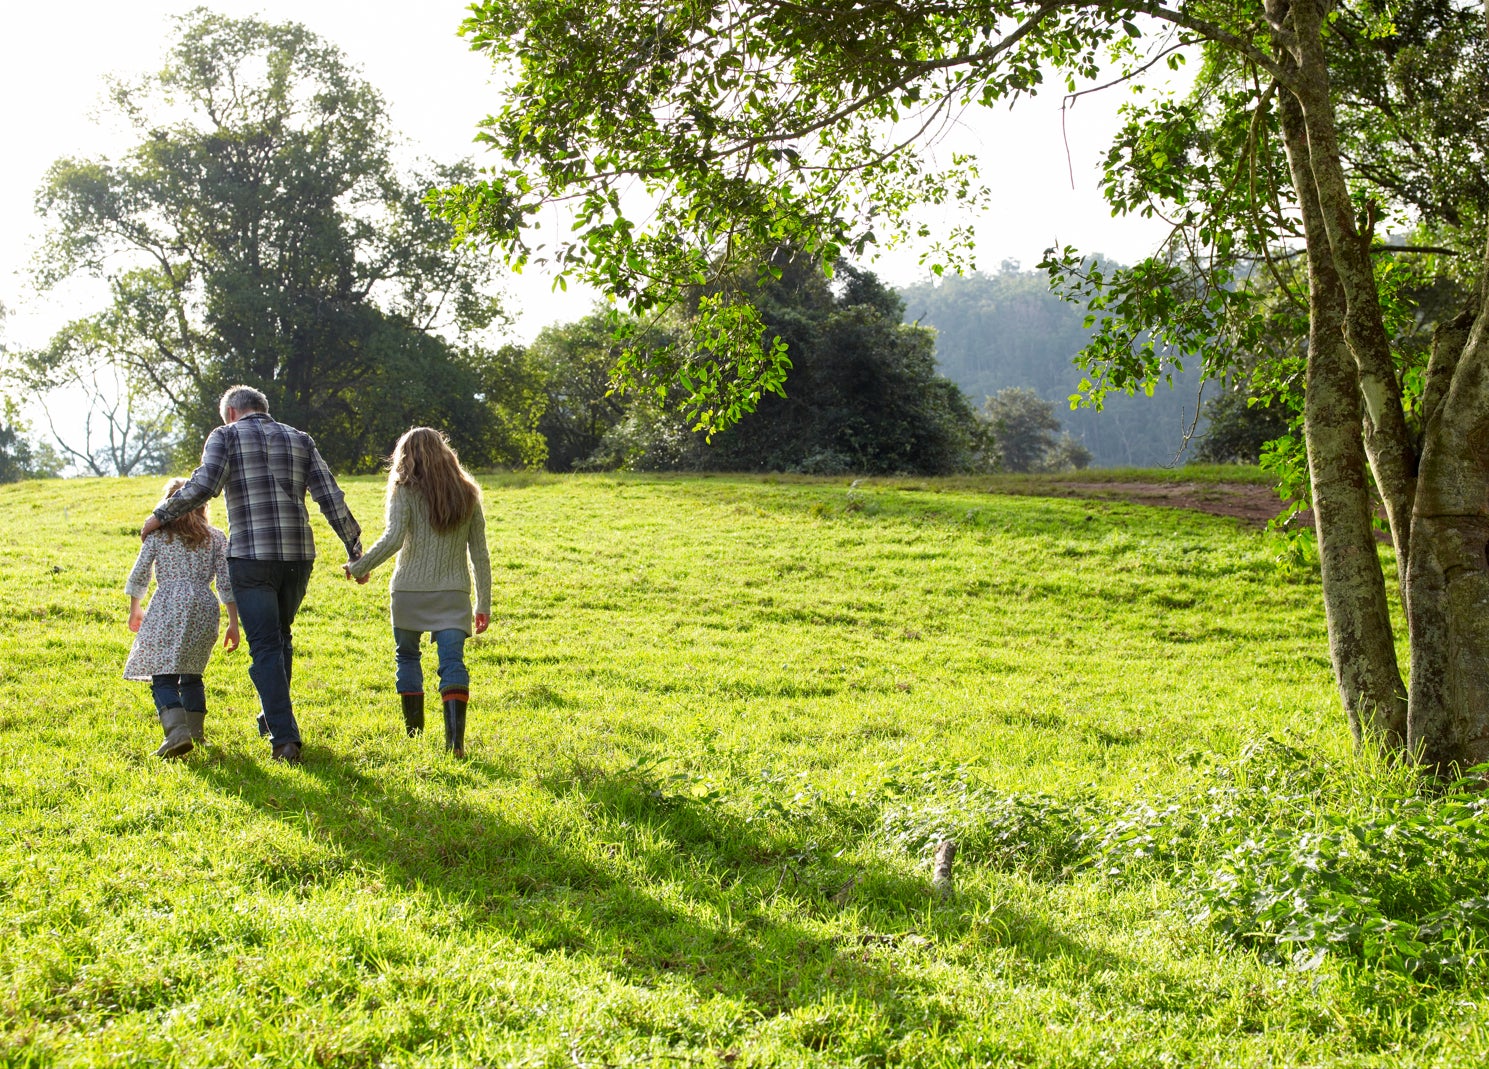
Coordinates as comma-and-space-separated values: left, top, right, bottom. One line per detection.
475, 612, 489, 635
342, 562, 370, 585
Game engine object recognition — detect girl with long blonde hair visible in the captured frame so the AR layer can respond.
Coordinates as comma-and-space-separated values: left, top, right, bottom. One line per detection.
346, 428, 492, 756
124, 478, 240, 757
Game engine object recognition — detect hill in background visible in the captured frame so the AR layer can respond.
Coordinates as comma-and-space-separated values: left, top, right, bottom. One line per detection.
900, 266, 1208, 468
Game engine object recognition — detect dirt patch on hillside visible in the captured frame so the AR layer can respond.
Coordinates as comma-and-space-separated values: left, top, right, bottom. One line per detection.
1026, 481, 1295, 530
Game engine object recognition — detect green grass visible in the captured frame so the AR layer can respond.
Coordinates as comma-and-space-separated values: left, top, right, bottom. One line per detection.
874, 461, 1279, 490
1, 472, 1484, 1067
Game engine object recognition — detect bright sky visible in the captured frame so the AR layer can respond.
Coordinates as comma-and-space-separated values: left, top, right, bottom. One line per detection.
0, 1, 1178, 447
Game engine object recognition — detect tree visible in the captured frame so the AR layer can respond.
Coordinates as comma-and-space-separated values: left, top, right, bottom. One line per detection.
0, 419, 65, 483
38, 367, 175, 479
691, 259, 975, 475
1043, 2, 1489, 766
980, 387, 1092, 473
0, 304, 63, 482
900, 265, 1206, 466
9, 318, 178, 477
0, 422, 30, 484
0, 403, 64, 483
542, 259, 976, 474
1191, 383, 1292, 465
30, 8, 526, 472
439, 2, 1489, 769
530, 313, 631, 472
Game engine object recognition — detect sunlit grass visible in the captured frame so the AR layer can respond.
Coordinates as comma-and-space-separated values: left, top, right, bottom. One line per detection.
1, 472, 1481, 1067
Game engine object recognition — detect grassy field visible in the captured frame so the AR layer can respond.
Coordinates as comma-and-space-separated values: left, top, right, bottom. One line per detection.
2, 472, 1486, 1067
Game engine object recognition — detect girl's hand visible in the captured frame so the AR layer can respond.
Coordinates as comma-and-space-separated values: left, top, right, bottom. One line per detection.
128, 608, 144, 633
474, 612, 489, 635
223, 622, 240, 652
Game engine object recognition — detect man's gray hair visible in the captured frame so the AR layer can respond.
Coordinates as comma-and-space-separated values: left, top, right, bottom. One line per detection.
219, 385, 269, 422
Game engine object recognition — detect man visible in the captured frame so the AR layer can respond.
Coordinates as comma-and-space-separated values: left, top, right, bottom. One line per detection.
143, 385, 365, 764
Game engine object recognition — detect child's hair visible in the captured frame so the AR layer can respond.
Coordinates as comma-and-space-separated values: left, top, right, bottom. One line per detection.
158, 478, 211, 549
387, 427, 480, 534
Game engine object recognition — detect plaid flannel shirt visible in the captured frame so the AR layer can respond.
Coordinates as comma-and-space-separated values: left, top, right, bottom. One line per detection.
154, 413, 362, 562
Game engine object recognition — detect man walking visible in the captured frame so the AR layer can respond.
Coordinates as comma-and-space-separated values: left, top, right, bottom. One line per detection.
142, 385, 364, 764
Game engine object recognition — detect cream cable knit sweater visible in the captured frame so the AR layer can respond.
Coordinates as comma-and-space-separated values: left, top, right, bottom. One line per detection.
348, 484, 492, 614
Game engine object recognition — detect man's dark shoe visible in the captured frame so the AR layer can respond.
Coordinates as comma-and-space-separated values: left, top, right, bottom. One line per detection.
271, 740, 302, 765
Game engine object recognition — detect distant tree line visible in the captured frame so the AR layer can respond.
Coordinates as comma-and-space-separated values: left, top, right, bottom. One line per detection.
522, 254, 1321, 477
2, 9, 1287, 484
520, 255, 1096, 477
900, 264, 1218, 469
1, 11, 1105, 482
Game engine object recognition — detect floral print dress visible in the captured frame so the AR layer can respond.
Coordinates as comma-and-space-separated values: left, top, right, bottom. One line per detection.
123, 528, 234, 680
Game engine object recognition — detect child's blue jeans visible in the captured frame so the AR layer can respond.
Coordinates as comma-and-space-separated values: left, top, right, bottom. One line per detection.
151, 673, 205, 712
394, 627, 469, 696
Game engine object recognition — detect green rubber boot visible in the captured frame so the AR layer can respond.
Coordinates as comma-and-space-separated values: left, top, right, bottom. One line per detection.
400, 692, 425, 737
442, 697, 467, 759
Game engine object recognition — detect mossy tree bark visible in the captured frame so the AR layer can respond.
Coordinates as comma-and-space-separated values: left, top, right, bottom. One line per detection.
1405, 253, 1489, 769
1274, 79, 1407, 749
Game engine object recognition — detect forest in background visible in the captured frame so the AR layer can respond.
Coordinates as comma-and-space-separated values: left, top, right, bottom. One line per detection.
900, 266, 1209, 469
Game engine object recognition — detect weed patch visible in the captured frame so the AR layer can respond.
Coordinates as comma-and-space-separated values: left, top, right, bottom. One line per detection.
878, 740, 1489, 981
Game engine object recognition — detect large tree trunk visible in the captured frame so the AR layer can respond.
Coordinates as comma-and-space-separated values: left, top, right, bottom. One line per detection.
1405, 239, 1489, 771
1274, 78, 1409, 748
1268, 0, 1489, 769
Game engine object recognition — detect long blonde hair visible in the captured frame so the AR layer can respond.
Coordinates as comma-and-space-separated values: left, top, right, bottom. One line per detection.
387, 427, 480, 533
159, 478, 211, 549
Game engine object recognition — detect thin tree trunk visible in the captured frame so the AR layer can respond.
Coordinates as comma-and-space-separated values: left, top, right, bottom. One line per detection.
1285, 1, 1418, 590
1275, 81, 1409, 749
1405, 235, 1489, 770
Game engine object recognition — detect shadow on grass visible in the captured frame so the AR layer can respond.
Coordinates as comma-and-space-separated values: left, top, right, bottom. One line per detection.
191, 742, 1202, 1047
645, 472, 1257, 544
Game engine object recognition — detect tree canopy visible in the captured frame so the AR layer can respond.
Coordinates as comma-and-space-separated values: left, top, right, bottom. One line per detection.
531, 260, 976, 474
978, 387, 1093, 473
21, 8, 534, 472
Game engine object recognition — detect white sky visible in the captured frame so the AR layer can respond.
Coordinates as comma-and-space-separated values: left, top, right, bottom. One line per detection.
0, 1, 1179, 449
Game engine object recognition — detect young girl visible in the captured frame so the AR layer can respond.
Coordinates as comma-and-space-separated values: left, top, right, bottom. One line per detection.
346, 427, 491, 757
125, 478, 240, 758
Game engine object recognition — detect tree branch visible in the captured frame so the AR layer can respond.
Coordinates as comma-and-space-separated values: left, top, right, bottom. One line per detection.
1142, 2, 1292, 87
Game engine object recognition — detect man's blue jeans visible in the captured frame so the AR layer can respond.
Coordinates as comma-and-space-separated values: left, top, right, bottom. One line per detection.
228, 558, 313, 746
394, 627, 469, 697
